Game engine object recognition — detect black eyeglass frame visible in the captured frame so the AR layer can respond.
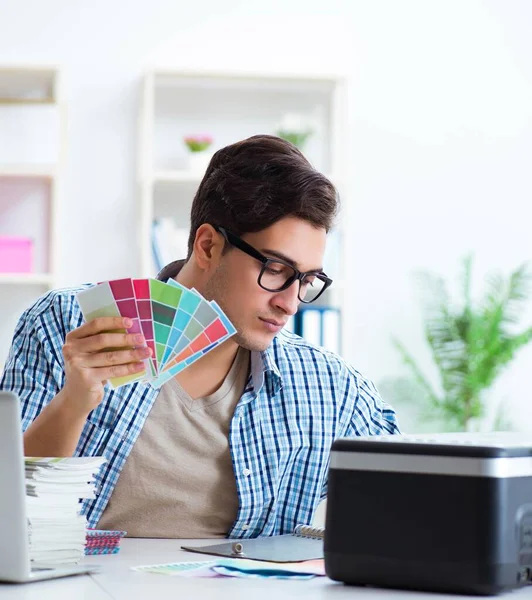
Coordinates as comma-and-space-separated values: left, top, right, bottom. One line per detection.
216, 226, 333, 304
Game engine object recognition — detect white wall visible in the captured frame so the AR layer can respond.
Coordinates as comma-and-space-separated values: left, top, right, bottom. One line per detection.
343, 0, 532, 432
0, 0, 531, 429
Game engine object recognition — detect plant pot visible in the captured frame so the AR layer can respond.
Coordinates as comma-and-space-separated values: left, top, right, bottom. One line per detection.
187, 151, 212, 174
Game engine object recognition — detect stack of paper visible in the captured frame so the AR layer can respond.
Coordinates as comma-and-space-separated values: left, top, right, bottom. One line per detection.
76, 278, 236, 389
25, 457, 106, 565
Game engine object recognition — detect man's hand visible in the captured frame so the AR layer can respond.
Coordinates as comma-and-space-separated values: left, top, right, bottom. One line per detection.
61, 317, 151, 416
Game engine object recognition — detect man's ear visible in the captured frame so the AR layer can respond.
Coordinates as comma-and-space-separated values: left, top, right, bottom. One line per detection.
192, 224, 224, 271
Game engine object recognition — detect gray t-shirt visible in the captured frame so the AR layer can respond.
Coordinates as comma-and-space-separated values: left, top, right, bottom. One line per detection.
97, 346, 250, 538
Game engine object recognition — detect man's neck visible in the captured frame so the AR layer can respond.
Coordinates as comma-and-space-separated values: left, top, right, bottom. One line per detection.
174, 261, 198, 293
175, 338, 241, 400
161, 263, 241, 398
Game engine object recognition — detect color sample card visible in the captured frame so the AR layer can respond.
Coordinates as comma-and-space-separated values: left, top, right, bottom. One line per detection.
161, 299, 220, 369
131, 558, 325, 579
133, 278, 158, 373
162, 299, 235, 371
76, 278, 236, 389
153, 300, 237, 387
161, 279, 202, 366
149, 279, 183, 368
108, 278, 156, 378
76, 282, 149, 388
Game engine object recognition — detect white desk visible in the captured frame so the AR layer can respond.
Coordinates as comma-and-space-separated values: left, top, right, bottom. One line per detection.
0, 571, 108, 600
3, 539, 532, 600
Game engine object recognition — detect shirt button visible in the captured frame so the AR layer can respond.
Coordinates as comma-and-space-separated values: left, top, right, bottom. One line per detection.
243, 468, 251, 477
242, 524, 250, 531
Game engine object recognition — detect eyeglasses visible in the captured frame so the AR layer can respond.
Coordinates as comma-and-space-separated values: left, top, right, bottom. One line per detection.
216, 227, 332, 304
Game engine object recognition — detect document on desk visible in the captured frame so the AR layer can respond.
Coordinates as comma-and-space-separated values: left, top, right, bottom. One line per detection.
132, 558, 325, 579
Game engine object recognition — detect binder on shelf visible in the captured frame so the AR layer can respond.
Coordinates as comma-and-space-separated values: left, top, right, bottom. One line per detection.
151, 221, 164, 272
323, 228, 341, 282
294, 306, 341, 354
284, 315, 295, 333
151, 218, 188, 274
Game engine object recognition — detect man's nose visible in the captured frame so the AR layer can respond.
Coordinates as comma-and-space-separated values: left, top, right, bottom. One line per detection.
271, 281, 300, 316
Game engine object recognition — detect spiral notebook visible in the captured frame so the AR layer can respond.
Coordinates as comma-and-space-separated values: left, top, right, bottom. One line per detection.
181, 525, 324, 563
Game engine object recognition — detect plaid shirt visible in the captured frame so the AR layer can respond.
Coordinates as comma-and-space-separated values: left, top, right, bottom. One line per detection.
0, 285, 399, 538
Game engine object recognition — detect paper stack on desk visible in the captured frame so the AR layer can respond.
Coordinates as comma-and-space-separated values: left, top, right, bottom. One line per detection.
25, 457, 106, 565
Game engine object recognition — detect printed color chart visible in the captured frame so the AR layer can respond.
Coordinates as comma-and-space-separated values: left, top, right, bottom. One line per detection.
76, 278, 236, 388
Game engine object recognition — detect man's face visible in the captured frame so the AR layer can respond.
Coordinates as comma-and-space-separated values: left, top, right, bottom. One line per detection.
203, 216, 327, 352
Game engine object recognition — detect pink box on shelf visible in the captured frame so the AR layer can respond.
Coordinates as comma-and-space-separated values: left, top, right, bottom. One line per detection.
0, 237, 33, 273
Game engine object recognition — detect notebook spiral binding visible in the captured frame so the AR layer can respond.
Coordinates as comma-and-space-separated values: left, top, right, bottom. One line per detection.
294, 524, 325, 540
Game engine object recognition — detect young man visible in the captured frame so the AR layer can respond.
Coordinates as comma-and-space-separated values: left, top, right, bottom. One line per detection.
0, 135, 399, 539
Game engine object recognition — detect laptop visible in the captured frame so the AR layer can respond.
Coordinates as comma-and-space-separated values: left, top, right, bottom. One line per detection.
0, 390, 99, 583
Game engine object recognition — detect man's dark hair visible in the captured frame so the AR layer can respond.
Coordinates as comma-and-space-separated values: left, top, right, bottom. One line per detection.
186, 134, 339, 258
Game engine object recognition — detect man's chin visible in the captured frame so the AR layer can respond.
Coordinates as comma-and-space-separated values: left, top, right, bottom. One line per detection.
235, 332, 275, 353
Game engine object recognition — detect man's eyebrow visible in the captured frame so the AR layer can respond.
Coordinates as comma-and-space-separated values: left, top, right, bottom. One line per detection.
261, 248, 323, 273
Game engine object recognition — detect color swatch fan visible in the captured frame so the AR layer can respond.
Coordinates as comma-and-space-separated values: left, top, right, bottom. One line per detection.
76, 278, 236, 389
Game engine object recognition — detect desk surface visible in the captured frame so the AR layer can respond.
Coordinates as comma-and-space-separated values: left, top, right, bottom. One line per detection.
2, 539, 532, 600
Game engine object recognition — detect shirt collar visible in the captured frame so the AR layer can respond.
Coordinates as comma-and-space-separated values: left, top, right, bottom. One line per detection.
157, 259, 187, 282
250, 341, 283, 397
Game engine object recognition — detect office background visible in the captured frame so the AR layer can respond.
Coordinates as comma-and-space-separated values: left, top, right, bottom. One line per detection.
0, 0, 531, 432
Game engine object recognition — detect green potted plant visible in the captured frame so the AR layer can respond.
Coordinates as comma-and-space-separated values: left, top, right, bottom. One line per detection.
392, 256, 532, 432
275, 113, 313, 150
184, 134, 214, 173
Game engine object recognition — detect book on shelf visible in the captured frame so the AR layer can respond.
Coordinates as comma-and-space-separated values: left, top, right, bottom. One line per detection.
294, 306, 341, 354
323, 228, 341, 282
151, 218, 188, 273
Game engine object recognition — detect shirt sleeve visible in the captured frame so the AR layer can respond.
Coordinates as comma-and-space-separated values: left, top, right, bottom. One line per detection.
0, 289, 82, 432
341, 364, 400, 437
319, 363, 400, 499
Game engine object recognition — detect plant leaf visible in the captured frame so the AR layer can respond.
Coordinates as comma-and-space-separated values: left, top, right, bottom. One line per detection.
391, 337, 441, 408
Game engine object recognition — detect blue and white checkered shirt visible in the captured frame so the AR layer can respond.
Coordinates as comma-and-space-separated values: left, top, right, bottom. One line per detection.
0, 286, 399, 537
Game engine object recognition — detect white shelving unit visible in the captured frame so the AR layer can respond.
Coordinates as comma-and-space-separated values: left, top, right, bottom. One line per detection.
138, 69, 347, 353
0, 66, 66, 364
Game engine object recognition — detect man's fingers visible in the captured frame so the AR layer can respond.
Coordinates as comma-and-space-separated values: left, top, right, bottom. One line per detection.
82, 347, 151, 368
95, 362, 146, 382
66, 317, 133, 341
73, 332, 146, 354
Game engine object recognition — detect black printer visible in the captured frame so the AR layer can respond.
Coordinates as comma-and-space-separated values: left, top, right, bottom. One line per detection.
324, 433, 532, 595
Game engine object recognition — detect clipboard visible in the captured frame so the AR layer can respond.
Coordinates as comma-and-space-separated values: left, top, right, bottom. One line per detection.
181, 524, 324, 563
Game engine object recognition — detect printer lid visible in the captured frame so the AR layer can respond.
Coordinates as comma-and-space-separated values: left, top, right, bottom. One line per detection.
332, 432, 532, 458
330, 433, 532, 478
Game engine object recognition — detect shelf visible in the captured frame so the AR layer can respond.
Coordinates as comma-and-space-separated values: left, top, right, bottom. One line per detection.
0, 273, 54, 286
0, 164, 56, 179
140, 69, 348, 356
153, 69, 342, 94
151, 170, 202, 184
149, 170, 337, 186
154, 68, 343, 82
0, 98, 56, 106
0, 67, 57, 103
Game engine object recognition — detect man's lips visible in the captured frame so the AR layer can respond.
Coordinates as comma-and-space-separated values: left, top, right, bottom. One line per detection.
260, 317, 286, 327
